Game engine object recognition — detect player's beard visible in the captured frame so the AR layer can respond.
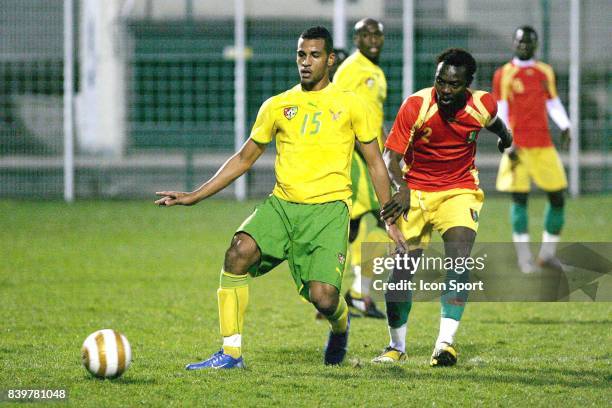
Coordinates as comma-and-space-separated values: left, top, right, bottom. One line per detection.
361, 49, 380, 64
437, 93, 467, 117
300, 71, 325, 90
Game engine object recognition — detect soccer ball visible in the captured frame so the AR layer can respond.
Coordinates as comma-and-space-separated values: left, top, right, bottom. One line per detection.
81, 329, 132, 379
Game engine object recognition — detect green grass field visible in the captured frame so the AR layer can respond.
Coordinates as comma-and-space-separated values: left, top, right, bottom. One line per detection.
1, 196, 611, 406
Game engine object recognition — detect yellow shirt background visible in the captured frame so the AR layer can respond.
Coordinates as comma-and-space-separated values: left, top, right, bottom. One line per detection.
333, 50, 387, 150
249, 83, 375, 204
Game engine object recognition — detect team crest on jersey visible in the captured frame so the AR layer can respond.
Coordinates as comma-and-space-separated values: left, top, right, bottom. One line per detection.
365, 77, 375, 88
511, 78, 525, 93
470, 209, 479, 222
283, 106, 298, 120
329, 109, 342, 121
466, 131, 478, 143
337, 252, 346, 265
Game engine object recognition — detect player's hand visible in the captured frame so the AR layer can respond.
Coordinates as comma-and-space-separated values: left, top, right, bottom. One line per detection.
504, 144, 519, 171
497, 129, 513, 153
560, 129, 571, 150
385, 222, 408, 254
155, 191, 197, 207
381, 186, 410, 224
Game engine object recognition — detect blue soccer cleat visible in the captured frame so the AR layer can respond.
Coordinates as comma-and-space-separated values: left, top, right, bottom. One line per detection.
324, 316, 350, 365
185, 349, 245, 370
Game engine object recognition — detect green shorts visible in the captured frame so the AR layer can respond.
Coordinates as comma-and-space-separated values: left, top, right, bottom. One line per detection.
237, 195, 349, 301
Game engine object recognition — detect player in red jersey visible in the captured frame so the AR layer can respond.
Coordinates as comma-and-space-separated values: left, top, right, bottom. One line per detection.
373, 48, 512, 366
493, 26, 571, 274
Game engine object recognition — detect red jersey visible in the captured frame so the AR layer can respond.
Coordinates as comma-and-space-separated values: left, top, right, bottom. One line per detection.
385, 87, 497, 192
492, 60, 557, 148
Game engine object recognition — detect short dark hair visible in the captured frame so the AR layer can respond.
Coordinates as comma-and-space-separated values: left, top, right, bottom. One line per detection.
515, 25, 538, 40
436, 48, 477, 83
300, 26, 333, 55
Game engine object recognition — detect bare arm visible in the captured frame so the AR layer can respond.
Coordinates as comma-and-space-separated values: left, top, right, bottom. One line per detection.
546, 97, 571, 149
380, 148, 410, 224
359, 140, 392, 208
559, 128, 571, 150
359, 140, 407, 251
155, 139, 266, 206
380, 125, 388, 145
383, 148, 405, 194
355, 126, 387, 160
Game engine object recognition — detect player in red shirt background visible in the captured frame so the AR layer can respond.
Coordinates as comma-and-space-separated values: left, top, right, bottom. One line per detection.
374, 48, 512, 366
493, 26, 571, 274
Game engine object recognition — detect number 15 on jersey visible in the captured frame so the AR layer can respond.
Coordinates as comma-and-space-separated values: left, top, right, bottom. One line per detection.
301, 112, 322, 136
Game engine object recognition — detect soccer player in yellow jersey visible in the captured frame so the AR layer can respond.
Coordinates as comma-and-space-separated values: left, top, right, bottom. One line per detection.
329, 48, 348, 80
155, 26, 406, 368
333, 18, 388, 318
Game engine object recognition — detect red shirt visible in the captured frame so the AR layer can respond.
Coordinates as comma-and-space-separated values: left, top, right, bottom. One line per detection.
385, 87, 497, 192
492, 60, 557, 148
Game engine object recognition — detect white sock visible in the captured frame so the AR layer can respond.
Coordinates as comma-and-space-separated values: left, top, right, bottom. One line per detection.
350, 265, 362, 295
539, 231, 560, 261
223, 334, 241, 349
360, 276, 372, 297
513, 232, 533, 266
389, 324, 407, 352
435, 317, 459, 348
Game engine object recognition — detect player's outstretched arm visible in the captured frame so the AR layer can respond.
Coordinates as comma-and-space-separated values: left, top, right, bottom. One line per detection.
380, 148, 410, 224
359, 140, 407, 252
155, 139, 266, 207
486, 117, 513, 154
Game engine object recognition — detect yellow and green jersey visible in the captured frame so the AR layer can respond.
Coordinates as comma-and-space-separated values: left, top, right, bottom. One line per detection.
333, 50, 387, 150
249, 83, 375, 205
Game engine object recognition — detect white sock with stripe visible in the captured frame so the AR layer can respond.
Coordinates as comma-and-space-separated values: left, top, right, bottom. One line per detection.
539, 231, 560, 261
388, 324, 407, 353
435, 317, 459, 349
